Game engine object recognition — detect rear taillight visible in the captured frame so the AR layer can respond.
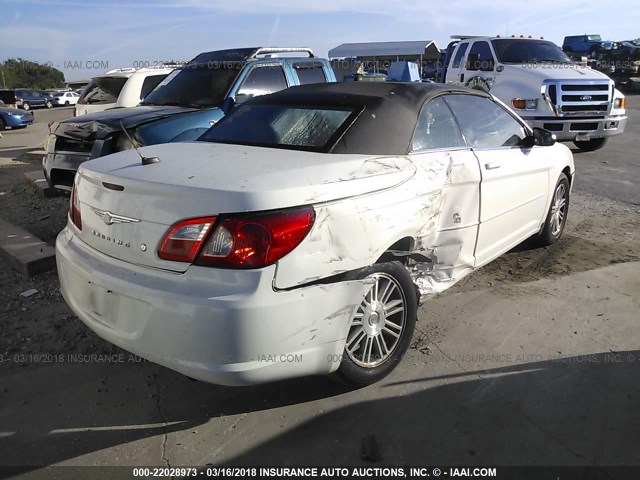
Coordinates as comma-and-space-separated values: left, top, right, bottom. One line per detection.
198, 207, 315, 269
70, 183, 82, 230
157, 207, 315, 269
157, 217, 216, 262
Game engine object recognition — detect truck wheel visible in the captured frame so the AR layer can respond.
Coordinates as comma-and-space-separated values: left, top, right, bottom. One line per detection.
573, 138, 607, 152
46, 101, 53, 109
338, 261, 417, 385
535, 173, 570, 247
22, 102, 30, 111
589, 46, 599, 58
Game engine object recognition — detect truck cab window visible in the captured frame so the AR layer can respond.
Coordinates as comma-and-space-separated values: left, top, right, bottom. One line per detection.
452, 43, 469, 68
467, 41, 495, 71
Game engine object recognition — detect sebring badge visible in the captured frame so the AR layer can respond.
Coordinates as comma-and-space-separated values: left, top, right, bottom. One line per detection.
90, 206, 140, 226
91, 230, 131, 248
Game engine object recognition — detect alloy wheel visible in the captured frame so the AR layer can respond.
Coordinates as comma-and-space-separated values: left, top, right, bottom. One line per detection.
345, 273, 407, 368
549, 183, 567, 236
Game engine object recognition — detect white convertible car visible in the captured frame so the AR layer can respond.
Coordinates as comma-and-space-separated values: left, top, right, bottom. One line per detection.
56, 82, 574, 386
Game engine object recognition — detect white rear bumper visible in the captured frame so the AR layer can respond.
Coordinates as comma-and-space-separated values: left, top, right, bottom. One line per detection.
56, 227, 368, 385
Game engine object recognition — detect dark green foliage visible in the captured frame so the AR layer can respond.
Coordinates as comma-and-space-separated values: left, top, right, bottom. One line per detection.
0, 58, 65, 89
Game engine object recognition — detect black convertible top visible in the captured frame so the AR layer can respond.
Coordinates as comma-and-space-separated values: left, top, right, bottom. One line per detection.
247, 82, 489, 155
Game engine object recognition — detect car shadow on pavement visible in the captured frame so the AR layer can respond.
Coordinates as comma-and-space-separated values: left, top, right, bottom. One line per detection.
220, 351, 640, 467
0, 360, 359, 471
3, 351, 638, 470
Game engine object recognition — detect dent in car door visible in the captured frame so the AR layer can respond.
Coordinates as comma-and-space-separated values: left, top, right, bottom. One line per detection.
410, 96, 481, 283
445, 94, 552, 266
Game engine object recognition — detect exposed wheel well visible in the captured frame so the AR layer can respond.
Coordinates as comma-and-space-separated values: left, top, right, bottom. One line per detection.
376, 237, 415, 264
562, 166, 572, 186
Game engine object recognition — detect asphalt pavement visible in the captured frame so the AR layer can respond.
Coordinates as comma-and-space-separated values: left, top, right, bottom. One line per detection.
0, 107, 74, 160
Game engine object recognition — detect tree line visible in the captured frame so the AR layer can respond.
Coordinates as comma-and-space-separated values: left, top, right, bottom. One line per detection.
0, 58, 65, 90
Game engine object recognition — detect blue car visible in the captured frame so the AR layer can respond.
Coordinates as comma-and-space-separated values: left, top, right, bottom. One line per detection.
0, 106, 35, 130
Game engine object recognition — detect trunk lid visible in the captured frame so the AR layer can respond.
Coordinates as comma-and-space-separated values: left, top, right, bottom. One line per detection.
74, 142, 415, 272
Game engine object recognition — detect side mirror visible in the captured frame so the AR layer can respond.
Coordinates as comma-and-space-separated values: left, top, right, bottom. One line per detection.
523, 127, 556, 148
221, 96, 236, 115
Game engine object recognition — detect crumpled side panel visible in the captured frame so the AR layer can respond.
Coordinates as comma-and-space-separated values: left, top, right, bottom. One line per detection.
275, 151, 481, 303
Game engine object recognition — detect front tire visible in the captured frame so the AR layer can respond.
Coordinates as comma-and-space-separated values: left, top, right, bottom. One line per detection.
339, 261, 417, 385
574, 137, 607, 151
46, 101, 53, 109
65, 101, 70, 106
22, 102, 30, 111
0, 117, 5, 130
535, 173, 570, 247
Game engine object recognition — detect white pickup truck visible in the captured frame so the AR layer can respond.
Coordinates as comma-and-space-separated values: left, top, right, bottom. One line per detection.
439, 35, 627, 151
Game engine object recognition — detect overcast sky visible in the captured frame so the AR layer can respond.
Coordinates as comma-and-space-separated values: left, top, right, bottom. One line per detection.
0, 0, 637, 81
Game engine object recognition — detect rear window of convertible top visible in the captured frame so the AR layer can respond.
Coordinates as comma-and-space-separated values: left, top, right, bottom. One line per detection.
199, 104, 357, 152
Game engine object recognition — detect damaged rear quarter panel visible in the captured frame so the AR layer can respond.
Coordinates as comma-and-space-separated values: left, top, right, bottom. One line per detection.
275, 150, 482, 301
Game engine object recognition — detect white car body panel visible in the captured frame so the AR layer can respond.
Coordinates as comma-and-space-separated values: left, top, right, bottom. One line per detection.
56, 228, 372, 385
472, 146, 550, 264
56, 110, 575, 385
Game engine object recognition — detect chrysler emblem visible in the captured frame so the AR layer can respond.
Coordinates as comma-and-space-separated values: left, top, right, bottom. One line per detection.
580, 95, 592, 101
90, 206, 140, 226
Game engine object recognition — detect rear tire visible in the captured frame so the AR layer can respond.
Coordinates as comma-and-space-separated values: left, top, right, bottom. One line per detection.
534, 173, 570, 247
573, 137, 607, 151
338, 261, 417, 385
0, 118, 5, 130
65, 101, 70, 106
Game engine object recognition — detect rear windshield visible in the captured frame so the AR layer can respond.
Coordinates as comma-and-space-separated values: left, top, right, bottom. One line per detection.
78, 77, 127, 105
491, 39, 572, 64
200, 104, 355, 152
142, 64, 241, 108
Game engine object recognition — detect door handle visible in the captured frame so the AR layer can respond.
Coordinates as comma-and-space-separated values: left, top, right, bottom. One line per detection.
460, 73, 465, 82
485, 161, 502, 170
